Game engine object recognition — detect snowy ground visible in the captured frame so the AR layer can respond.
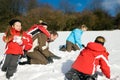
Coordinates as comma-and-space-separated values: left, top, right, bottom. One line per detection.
0, 30, 120, 80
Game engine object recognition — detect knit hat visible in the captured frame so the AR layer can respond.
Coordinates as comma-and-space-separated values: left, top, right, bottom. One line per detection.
95, 36, 105, 45
9, 19, 21, 26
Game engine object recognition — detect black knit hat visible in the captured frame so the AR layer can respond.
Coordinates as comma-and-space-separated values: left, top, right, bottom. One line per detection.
9, 19, 21, 26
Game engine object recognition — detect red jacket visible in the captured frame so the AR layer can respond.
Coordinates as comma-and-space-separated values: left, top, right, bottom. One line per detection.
3, 28, 33, 55
27, 24, 50, 38
72, 42, 110, 79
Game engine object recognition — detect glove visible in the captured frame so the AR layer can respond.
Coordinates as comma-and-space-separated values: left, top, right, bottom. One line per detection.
47, 57, 53, 63
19, 50, 27, 59
13, 36, 23, 45
82, 44, 85, 48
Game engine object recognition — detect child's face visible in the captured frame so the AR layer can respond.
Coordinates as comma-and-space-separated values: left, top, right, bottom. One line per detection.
12, 22, 22, 31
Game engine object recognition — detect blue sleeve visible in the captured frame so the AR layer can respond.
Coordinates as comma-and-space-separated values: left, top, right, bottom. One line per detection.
73, 29, 83, 48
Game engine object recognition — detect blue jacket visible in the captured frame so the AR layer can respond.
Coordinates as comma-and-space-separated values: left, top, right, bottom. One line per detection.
67, 28, 83, 48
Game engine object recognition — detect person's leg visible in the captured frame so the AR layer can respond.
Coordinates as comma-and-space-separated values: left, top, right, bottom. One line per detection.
6, 54, 19, 79
27, 51, 49, 64
66, 41, 73, 52
72, 44, 80, 51
83, 72, 98, 80
65, 68, 80, 80
1, 54, 11, 72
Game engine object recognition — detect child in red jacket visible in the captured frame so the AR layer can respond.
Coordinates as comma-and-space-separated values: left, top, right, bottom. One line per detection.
65, 36, 110, 80
1, 19, 32, 79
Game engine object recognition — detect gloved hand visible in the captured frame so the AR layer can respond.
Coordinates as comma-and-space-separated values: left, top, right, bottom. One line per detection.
19, 50, 27, 59
47, 57, 53, 63
82, 44, 85, 48
13, 36, 23, 45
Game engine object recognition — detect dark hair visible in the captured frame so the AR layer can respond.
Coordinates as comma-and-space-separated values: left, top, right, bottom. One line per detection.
9, 19, 21, 26
95, 36, 105, 45
50, 30, 58, 36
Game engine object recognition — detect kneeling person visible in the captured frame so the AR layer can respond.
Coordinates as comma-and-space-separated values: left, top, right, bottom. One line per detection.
65, 36, 110, 80
19, 30, 61, 65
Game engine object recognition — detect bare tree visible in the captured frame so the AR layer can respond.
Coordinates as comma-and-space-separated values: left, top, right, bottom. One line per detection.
0, 0, 25, 20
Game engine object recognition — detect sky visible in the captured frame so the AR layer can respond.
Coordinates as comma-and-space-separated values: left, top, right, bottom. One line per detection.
38, 0, 90, 12
0, 30, 120, 80
38, 0, 120, 16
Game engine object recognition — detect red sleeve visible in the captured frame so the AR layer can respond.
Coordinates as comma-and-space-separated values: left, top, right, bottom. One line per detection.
22, 32, 33, 50
99, 52, 110, 79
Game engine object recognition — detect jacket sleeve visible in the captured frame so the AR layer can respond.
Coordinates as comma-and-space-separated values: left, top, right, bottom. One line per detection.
73, 29, 83, 48
99, 52, 110, 79
22, 33, 33, 51
37, 33, 48, 51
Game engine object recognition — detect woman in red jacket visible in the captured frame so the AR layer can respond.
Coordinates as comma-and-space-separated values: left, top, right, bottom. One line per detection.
65, 36, 110, 80
1, 19, 33, 79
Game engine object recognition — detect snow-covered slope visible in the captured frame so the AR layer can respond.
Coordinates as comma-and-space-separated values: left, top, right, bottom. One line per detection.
0, 30, 120, 80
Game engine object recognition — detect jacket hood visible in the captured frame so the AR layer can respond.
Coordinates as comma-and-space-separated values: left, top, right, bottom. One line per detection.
87, 42, 106, 52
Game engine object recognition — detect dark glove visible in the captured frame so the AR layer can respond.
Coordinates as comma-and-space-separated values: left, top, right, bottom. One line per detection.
47, 57, 53, 63
20, 50, 27, 59
82, 44, 85, 48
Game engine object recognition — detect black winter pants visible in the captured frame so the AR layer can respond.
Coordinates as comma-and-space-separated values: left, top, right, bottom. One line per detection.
65, 68, 98, 80
1, 54, 19, 79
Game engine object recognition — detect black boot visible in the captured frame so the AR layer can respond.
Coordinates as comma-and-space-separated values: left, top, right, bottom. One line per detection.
19, 61, 30, 65
59, 45, 66, 51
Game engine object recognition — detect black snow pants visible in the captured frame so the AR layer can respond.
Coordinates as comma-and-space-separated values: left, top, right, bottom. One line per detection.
65, 68, 98, 80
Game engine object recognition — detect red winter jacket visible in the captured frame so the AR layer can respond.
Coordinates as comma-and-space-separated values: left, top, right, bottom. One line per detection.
3, 28, 33, 55
72, 42, 110, 79
27, 24, 50, 38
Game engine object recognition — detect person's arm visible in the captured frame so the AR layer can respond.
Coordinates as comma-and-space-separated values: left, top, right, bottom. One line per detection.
37, 33, 48, 50
22, 33, 33, 51
74, 29, 83, 48
99, 52, 110, 79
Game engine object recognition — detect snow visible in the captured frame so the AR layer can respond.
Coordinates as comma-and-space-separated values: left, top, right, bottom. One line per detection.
0, 30, 120, 80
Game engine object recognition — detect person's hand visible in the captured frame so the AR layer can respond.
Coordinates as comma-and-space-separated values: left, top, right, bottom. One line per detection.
82, 44, 85, 48
13, 36, 23, 45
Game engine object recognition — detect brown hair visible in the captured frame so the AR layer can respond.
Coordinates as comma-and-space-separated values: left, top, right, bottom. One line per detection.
50, 30, 58, 36
80, 24, 87, 29
95, 36, 105, 45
